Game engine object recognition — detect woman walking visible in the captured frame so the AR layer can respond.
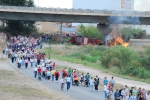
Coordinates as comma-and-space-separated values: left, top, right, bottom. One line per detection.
80, 73, 84, 85
25, 58, 28, 68
55, 70, 60, 83
89, 77, 94, 92
60, 76, 65, 91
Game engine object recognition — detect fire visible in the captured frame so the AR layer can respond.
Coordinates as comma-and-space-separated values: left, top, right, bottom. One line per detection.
109, 36, 129, 47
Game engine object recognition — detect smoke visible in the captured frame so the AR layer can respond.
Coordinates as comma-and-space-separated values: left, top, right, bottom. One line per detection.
108, 16, 140, 24
134, 0, 150, 11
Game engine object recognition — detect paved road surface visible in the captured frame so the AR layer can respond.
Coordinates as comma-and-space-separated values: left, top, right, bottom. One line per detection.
9, 60, 104, 100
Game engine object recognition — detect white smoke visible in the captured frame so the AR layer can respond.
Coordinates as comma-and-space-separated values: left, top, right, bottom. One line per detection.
134, 0, 150, 11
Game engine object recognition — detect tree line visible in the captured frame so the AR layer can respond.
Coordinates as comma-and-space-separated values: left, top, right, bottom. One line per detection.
0, 0, 37, 35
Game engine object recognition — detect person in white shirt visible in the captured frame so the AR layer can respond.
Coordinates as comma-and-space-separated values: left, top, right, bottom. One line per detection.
34, 58, 37, 67
128, 92, 137, 100
125, 85, 129, 96
30, 58, 34, 67
18, 58, 22, 68
121, 88, 126, 100
60, 76, 65, 91
66, 75, 71, 90
33, 66, 37, 78
42, 66, 46, 78
14, 53, 18, 62
104, 84, 108, 100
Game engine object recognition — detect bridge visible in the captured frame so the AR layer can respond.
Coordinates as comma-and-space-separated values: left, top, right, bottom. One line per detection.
0, 5, 150, 35
0, 5, 150, 25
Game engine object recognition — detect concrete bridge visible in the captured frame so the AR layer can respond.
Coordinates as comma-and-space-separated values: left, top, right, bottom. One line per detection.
0, 5, 150, 25
0, 5, 150, 36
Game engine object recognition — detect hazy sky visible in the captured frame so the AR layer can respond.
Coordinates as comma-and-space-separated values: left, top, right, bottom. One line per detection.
34, 0, 150, 11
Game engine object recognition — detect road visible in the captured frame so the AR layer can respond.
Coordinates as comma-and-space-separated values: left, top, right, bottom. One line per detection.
9, 60, 104, 100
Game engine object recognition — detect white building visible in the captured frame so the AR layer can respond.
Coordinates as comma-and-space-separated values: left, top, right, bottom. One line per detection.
72, 0, 134, 11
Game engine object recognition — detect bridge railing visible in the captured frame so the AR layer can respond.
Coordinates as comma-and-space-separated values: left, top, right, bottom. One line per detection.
0, 5, 150, 16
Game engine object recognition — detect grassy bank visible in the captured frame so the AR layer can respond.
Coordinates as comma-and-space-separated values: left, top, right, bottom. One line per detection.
0, 60, 74, 100
41, 45, 150, 84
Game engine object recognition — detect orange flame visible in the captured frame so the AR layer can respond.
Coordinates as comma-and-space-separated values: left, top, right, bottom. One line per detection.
109, 36, 129, 47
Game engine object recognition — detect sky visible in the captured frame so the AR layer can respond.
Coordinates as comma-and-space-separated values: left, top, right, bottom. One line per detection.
34, 0, 150, 11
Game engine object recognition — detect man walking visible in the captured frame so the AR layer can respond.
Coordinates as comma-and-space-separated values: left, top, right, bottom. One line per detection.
66, 75, 71, 90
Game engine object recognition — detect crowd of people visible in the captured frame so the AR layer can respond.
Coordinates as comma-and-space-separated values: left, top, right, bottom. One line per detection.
3, 35, 150, 100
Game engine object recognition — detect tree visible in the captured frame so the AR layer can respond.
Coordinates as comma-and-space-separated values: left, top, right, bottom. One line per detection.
118, 27, 146, 41
77, 24, 103, 39
0, 0, 37, 35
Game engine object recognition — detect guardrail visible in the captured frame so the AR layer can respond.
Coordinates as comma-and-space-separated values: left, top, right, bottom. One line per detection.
0, 5, 150, 16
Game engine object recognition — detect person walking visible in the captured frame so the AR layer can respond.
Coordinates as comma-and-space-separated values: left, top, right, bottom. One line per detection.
54, 70, 60, 83
146, 91, 150, 100
66, 75, 71, 90
46, 70, 51, 82
85, 73, 90, 87
110, 77, 115, 92
51, 69, 55, 81
94, 75, 99, 92
30, 57, 34, 67
37, 66, 42, 80
34, 57, 37, 67
128, 92, 137, 100
103, 77, 108, 86
17, 58, 22, 68
60, 76, 65, 91
21, 57, 24, 68
80, 73, 84, 85
33, 66, 37, 78
25, 58, 28, 68
89, 77, 94, 92
114, 89, 120, 100
104, 84, 108, 100
11, 53, 15, 63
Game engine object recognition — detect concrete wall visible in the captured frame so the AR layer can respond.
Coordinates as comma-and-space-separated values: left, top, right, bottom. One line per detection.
130, 39, 150, 46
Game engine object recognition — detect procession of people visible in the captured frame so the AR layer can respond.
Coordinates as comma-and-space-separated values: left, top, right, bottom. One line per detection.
3, 34, 150, 100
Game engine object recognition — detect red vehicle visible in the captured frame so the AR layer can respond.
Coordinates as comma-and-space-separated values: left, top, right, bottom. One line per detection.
70, 36, 102, 45
70, 36, 91, 45
91, 38, 103, 45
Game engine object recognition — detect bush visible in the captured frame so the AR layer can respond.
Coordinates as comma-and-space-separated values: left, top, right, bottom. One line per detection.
101, 46, 138, 69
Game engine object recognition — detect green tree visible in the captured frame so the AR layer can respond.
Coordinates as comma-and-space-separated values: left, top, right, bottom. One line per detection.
0, 0, 37, 35
119, 27, 146, 41
77, 24, 103, 39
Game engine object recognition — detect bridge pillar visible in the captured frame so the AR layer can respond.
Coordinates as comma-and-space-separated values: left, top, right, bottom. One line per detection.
97, 23, 113, 44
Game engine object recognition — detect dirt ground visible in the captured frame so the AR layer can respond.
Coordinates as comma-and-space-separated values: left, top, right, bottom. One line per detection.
0, 58, 74, 100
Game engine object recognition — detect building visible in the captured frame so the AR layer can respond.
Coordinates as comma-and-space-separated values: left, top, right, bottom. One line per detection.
72, 0, 134, 11
36, 22, 75, 34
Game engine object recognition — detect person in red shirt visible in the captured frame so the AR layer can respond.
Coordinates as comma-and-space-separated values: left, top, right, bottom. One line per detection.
53, 62, 56, 69
62, 68, 67, 77
37, 66, 42, 80
54, 70, 60, 83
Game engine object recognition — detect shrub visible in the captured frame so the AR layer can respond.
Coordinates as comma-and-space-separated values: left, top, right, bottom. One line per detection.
101, 46, 138, 69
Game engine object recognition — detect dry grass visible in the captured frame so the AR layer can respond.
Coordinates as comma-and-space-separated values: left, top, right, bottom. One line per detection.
0, 60, 74, 100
